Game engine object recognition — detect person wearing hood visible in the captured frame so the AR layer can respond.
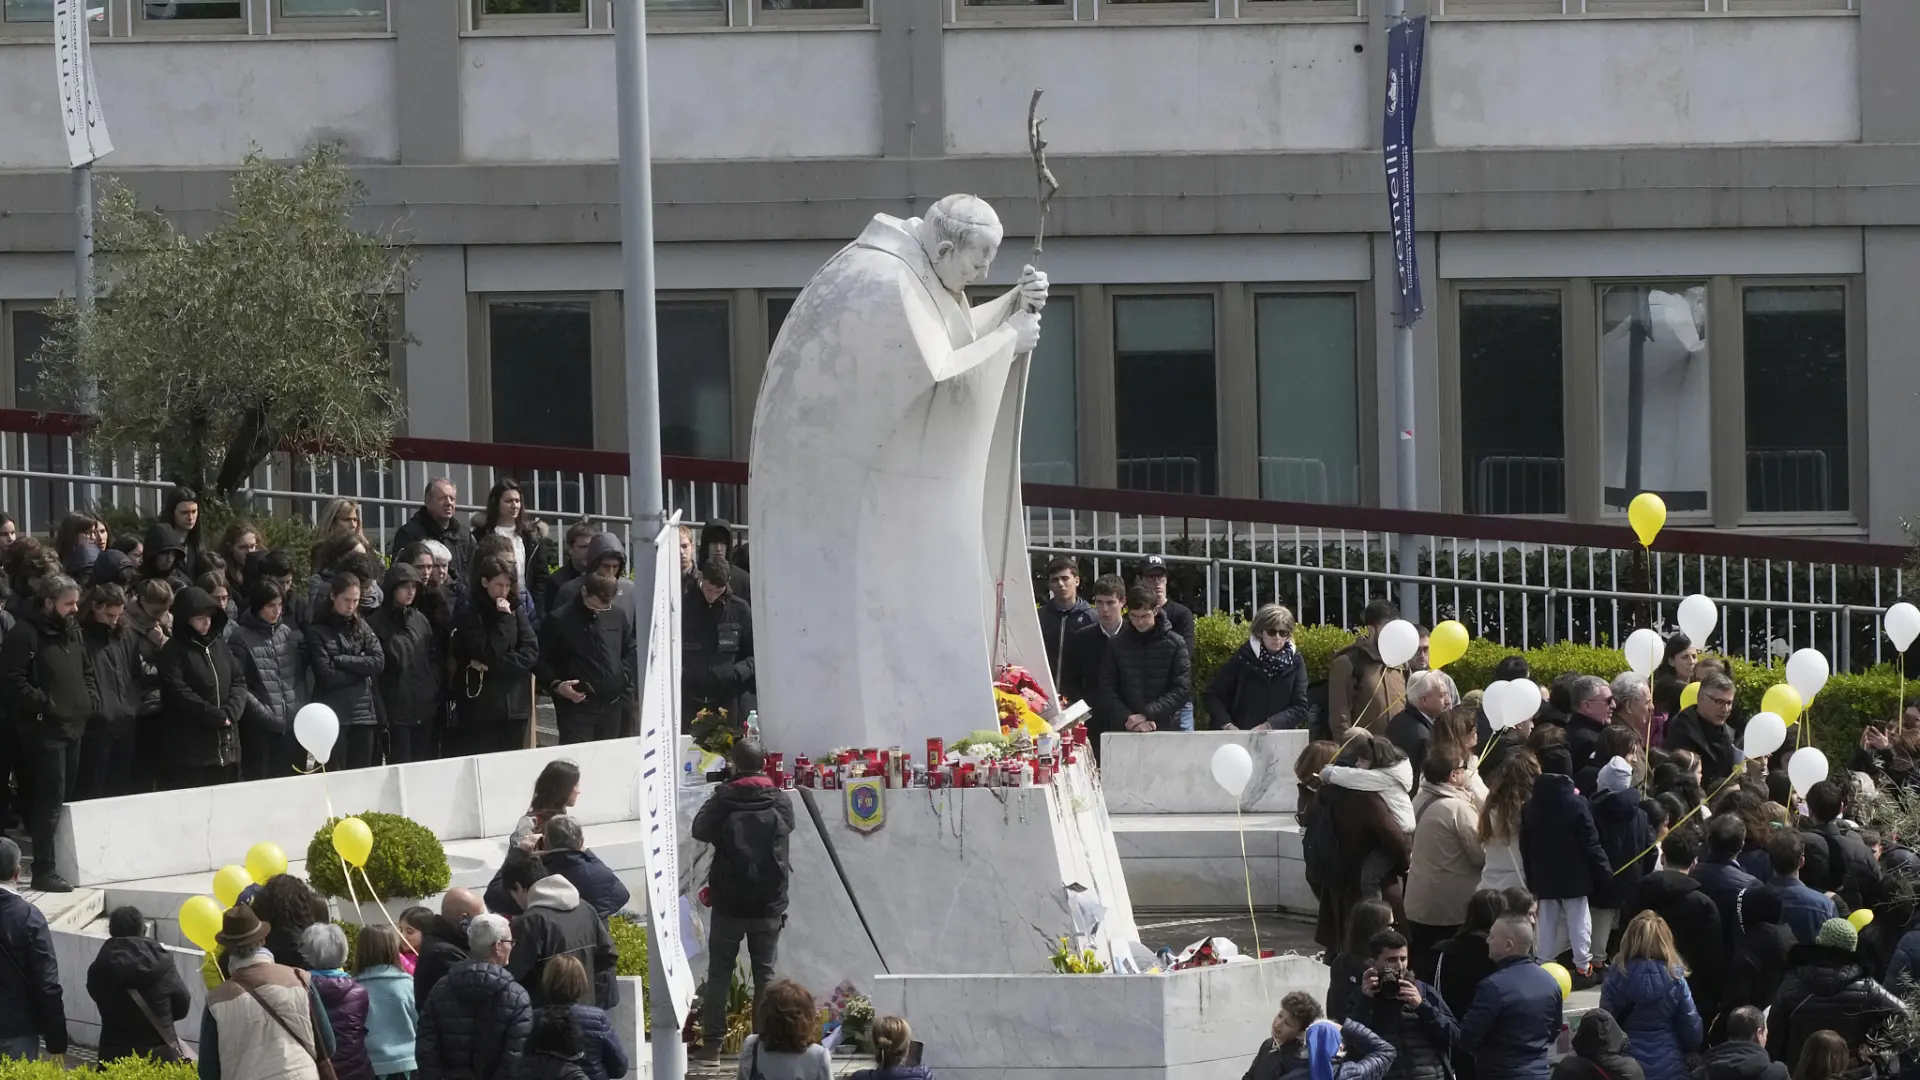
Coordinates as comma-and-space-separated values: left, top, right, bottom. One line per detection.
546, 520, 602, 616
158, 585, 246, 787
137, 523, 193, 595
400, 907, 470, 1015
1550, 1009, 1646, 1080
682, 558, 755, 731
690, 741, 794, 1064
0, 573, 92, 891
419, 912, 532, 1080
1037, 556, 1095, 685
1520, 745, 1612, 984
159, 487, 204, 577
91, 547, 138, 592
86, 905, 192, 1064
1662, 672, 1740, 791
1697, 1007, 1787, 1080
550, 532, 638, 621
1208, 603, 1311, 732
304, 572, 387, 771
1597, 911, 1703, 1080
501, 847, 618, 1010
367, 562, 437, 766
61, 540, 100, 588
451, 554, 540, 756
698, 518, 751, 602
228, 579, 306, 782
1328, 599, 1408, 739
538, 816, 630, 920
77, 583, 141, 800
540, 570, 636, 746
393, 477, 477, 587
1591, 754, 1655, 962
1092, 585, 1191, 746
1766, 917, 1908, 1064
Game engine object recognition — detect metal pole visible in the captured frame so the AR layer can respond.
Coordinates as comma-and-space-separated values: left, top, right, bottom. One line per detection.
74, 162, 93, 315
1387, 0, 1419, 623
614, 4, 676, 1079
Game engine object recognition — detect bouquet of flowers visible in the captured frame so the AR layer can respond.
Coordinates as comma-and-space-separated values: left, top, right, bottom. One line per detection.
995, 688, 1048, 738
691, 708, 741, 755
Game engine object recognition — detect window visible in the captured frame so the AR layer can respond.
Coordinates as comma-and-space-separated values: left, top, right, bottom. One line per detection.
7, 307, 54, 410
1459, 290, 1565, 515
1599, 282, 1710, 514
1114, 295, 1215, 495
141, 1, 244, 22
762, 0, 861, 8
279, 0, 385, 15
1438, 0, 1852, 14
767, 296, 796, 349
658, 299, 733, 459
1, 0, 51, 22
1023, 295, 1076, 486
483, 0, 581, 11
1744, 285, 1848, 514
489, 299, 594, 449
1255, 293, 1360, 505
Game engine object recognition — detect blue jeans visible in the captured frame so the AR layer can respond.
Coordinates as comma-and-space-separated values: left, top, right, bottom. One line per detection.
0, 1035, 41, 1060
1177, 702, 1195, 731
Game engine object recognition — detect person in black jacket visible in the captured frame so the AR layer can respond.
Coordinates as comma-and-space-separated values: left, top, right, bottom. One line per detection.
1092, 586, 1191, 753
542, 573, 636, 745
399, 906, 469, 1015
1520, 745, 1611, 982
1589, 755, 1653, 961
77, 583, 141, 800
228, 579, 305, 781
1663, 672, 1741, 791
1037, 556, 1095, 686
690, 742, 794, 1065
476, 478, 556, 620
0, 573, 93, 892
0, 838, 66, 1064
1059, 574, 1124, 706
366, 563, 437, 766
546, 520, 601, 616
1564, 675, 1613, 779
393, 477, 477, 587
1550, 1009, 1646, 1080
501, 848, 618, 1012
1386, 669, 1455, 794
1766, 916, 1908, 1064
419, 912, 532, 1080
136, 524, 192, 595
1697, 1007, 1787, 1080
86, 905, 191, 1064
157, 586, 246, 788
1805, 778, 1882, 913
1622, 829, 1727, 1020
1207, 603, 1310, 732
1135, 555, 1196, 730
1345, 929, 1460, 1080
698, 519, 751, 603
682, 558, 754, 731
304, 571, 387, 771
451, 555, 540, 757
1694, 813, 1761, 954
540, 816, 631, 919
250, 549, 313, 637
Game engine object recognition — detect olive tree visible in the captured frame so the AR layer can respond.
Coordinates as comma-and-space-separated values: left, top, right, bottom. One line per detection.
39, 142, 411, 502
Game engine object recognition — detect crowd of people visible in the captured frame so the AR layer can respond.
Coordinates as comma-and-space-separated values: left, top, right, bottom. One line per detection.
0, 481, 759, 894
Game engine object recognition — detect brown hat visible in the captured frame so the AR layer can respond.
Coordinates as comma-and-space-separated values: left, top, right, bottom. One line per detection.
215, 904, 271, 949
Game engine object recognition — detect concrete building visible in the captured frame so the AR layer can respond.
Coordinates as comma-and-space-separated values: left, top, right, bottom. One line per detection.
0, 0, 1910, 540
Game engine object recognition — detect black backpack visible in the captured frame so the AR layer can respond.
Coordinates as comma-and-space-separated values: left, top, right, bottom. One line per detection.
713, 799, 790, 912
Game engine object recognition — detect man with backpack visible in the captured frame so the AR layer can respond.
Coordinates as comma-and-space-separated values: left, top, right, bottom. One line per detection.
690, 742, 793, 1065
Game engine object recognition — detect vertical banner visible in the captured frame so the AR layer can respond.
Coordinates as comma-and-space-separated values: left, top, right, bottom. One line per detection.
54, 0, 112, 168
638, 514, 694, 1026
1383, 15, 1427, 328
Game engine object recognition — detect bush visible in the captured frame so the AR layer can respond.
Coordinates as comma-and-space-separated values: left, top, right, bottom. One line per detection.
0, 1059, 201, 1078
91, 500, 322, 579
306, 812, 450, 901
609, 915, 650, 1028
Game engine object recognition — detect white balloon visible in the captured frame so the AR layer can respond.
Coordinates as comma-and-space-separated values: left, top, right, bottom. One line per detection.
1889, 602, 1920, 654
294, 703, 339, 766
1676, 594, 1718, 647
1377, 619, 1420, 668
1785, 649, 1830, 704
1742, 712, 1786, 760
1210, 743, 1254, 799
1486, 679, 1542, 732
1787, 746, 1830, 796
1624, 628, 1664, 678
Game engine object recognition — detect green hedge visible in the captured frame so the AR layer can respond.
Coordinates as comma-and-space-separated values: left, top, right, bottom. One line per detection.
306, 812, 451, 901
93, 500, 322, 580
1, 1058, 198, 1078
1193, 611, 1905, 759
609, 915, 650, 1028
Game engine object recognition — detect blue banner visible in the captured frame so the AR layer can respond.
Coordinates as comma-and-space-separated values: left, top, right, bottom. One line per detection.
1384, 16, 1427, 328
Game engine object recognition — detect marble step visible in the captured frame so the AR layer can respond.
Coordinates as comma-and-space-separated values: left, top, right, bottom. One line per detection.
1109, 813, 1313, 915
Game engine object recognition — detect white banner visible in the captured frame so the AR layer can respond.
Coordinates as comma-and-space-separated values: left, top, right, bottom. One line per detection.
637, 514, 694, 1026
54, 0, 112, 168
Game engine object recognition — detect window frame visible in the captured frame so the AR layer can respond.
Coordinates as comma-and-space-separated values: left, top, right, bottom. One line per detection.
1733, 275, 1863, 528
0, 302, 50, 411
1107, 284, 1224, 497
652, 290, 740, 462
1434, 0, 1856, 16
1591, 276, 1718, 526
470, 0, 588, 31
1248, 284, 1374, 507
950, 0, 1078, 22
133, 0, 251, 35
747, 0, 870, 27
1090, 0, 1218, 21
0, 0, 59, 36
269, 0, 390, 34
1441, 282, 1572, 519
476, 292, 601, 449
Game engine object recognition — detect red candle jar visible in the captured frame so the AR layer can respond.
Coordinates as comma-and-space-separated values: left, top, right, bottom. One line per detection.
927, 738, 944, 771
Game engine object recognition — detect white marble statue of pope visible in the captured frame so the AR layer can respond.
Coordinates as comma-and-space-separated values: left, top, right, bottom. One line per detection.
748, 194, 1058, 755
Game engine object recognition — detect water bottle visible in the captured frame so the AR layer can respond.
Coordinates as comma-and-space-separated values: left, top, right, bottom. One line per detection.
745, 709, 761, 744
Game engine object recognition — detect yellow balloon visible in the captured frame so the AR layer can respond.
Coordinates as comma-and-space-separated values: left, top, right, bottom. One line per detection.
1849, 908, 1875, 930
1761, 683, 1804, 726
1540, 961, 1573, 1000
1429, 620, 1471, 670
1628, 492, 1667, 548
178, 895, 224, 954
245, 841, 288, 885
1680, 681, 1701, 711
332, 817, 374, 869
212, 864, 252, 909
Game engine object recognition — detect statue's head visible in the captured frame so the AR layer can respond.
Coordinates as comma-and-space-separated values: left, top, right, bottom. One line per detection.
917, 194, 1003, 293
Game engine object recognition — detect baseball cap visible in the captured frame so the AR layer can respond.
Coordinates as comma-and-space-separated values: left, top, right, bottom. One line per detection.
1138, 555, 1168, 577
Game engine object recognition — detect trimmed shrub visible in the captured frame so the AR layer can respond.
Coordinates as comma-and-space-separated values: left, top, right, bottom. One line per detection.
609, 914, 651, 1028
306, 812, 451, 901
91, 501, 323, 579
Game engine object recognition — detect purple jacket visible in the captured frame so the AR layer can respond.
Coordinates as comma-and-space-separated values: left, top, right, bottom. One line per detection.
311, 970, 376, 1080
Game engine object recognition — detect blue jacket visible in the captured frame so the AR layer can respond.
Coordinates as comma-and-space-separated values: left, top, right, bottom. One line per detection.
0, 889, 64, 1053
1885, 928, 1920, 992
1769, 875, 1837, 945
545, 848, 632, 920
1520, 775, 1611, 901
1588, 788, 1652, 909
357, 964, 418, 1077
1459, 955, 1562, 1080
1692, 856, 1760, 950
571, 1003, 629, 1080
1346, 977, 1460, 1080
1597, 959, 1703, 1080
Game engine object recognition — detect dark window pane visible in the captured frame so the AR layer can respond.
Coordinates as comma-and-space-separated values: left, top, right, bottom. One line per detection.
281, 0, 385, 14
2, 0, 53, 21
1744, 286, 1848, 513
767, 297, 796, 352
1600, 283, 1710, 514
761, 0, 861, 8
484, 0, 580, 11
1023, 296, 1076, 486
490, 300, 593, 449
1256, 293, 1359, 505
658, 299, 732, 459
143, 1, 242, 18
10, 308, 58, 412
1460, 290, 1565, 515
1115, 295, 1215, 495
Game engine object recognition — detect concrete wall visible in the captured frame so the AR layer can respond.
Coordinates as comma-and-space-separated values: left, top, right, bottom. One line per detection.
1430, 16, 1859, 148
52, 927, 208, 1053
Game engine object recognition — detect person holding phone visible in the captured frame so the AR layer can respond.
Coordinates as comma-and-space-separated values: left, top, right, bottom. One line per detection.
537, 573, 635, 746
852, 1015, 929, 1080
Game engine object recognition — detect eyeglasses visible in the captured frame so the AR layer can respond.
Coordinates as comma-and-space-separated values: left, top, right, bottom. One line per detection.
1704, 694, 1735, 708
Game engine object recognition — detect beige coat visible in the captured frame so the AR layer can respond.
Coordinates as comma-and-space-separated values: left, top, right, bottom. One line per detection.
1327, 633, 1407, 738
1404, 781, 1485, 928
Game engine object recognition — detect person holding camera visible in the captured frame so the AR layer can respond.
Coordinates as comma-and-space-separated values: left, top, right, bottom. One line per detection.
1344, 929, 1459, 1080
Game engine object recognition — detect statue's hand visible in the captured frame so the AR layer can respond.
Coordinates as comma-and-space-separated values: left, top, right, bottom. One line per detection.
1017, 265, 1049, 311
1008, 310, 1043, 352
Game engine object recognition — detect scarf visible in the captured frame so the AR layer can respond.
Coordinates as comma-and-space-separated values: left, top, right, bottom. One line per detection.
1307, 1020, 1342, 1080
1250, 637, 1298, 681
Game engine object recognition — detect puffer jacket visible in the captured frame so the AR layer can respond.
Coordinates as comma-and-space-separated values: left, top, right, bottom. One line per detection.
412, 925, 470, 1015
1328, 631, 1407, 738
1590, 786, 1654, 910
1345, 977, 1460, 1080
1766, 944, 1908, 1064
452, 602, 539, 728
311, 970, 376, 1080
1598, 959, 1702, 1080
304, 606, 385, 728
569, 1003, 629, 1080
157, 588, 244, 768
81, 617, 141, 739
1695, 1039, 1787, 1080
418, 960, 532, 1080
516, 1051, 590, 1080
85, 934, 190, 1064
1623, 871, 1726, 1018
1458, 955, 1563, 1080
367, 563, 439, 728
229, 607, 305, 735
1550, 1009, 1646, 1080
1206, 637, 1310, 731
1093, 609, 1191, 735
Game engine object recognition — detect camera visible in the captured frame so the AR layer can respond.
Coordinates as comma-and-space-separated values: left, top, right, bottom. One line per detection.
1375, 969, 1402, 998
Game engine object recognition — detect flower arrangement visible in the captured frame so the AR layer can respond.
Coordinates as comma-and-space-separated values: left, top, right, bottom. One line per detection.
1050, 937, 1107, 974
995, 688, 1048, 737
952, 730, 1011, 760
691, 708, 740, 755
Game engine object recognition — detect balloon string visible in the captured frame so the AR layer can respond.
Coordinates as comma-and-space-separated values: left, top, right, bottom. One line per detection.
1613, 762, 1744, 875
356, 865, 419, 956
1235, 802, 1262, 971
